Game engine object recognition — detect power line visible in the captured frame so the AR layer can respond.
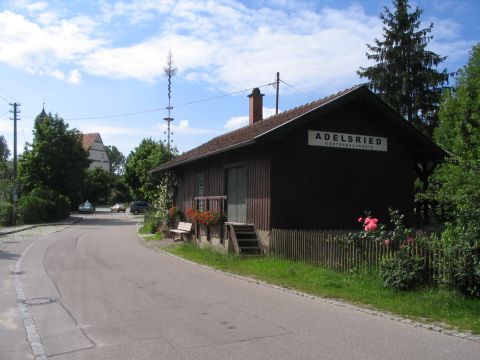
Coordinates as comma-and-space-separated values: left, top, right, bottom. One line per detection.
57, 82, 276, 121
0, 93, 11, 104
0, 87, 15, 101
279, 79, 315, 101
175, 82, 275, 109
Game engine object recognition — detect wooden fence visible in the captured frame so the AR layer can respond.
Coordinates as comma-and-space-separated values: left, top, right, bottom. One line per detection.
270, 228, 442, 280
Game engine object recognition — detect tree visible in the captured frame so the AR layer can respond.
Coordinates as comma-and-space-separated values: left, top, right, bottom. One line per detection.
124, 138, 172, 202
431, 44, 480, 297
0, 135, 12, 201
433, 44, 480, 220
84, 167, 116, 204
105, 145, 126, 175
358, 0, 449, 137
18, 113, 90, 204
0, 135, 10, 161
0, 160, 13, 201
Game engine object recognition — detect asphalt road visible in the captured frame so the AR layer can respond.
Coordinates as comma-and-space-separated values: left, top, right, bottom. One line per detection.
1, 210, 480, 360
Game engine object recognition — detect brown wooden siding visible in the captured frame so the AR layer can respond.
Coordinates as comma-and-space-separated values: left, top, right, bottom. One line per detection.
271, 98, 415, 230
175, 96, 418, 231
247, 154, 271, 230
175, 145, 271, 230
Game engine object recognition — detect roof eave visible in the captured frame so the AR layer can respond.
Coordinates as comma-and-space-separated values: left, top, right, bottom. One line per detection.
151, 139, 256, 173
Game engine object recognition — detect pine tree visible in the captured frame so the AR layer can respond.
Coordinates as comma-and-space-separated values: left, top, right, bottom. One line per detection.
358, 0, 449, 137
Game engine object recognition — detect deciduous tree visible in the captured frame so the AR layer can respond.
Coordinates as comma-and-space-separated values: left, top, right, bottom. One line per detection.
433, 44, 480, 220
18, 113, 90, 204
105, 145, 126, 175
0, 135, 9, 161
124, 138, 172, 202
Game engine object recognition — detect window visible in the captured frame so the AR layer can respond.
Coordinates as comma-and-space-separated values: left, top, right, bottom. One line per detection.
196, 173, 205, 197
196, 173, 205, 211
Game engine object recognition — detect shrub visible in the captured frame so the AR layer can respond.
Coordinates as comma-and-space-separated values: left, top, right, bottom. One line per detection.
380, 246, 424, 290
435, 223, 480, 297
0, 201, 14, 225
18, 188, 70, 224
142, 210, 162, 234
18, 195, 55, 223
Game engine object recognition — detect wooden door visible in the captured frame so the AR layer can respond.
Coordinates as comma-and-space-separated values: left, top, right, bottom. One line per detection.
226, 166, 247, 223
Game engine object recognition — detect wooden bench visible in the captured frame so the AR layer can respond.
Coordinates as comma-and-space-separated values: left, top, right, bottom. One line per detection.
170, 222, 192, 241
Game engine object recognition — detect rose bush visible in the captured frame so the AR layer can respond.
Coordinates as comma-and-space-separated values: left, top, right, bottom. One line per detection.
349, 209, 426, 290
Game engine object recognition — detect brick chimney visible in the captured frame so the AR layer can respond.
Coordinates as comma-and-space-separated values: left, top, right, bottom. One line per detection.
248, 88, 264, 125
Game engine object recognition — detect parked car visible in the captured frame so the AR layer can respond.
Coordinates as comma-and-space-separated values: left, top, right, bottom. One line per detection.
78, 201, 94, 214
129, 201, 149, 214
110, 203, 126, 213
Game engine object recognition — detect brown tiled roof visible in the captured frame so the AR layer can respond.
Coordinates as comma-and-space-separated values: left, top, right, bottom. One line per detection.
82, 133, 100, 151
153, 85, 364, 171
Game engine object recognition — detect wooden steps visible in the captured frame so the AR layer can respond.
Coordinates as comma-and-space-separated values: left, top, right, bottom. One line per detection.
226, 223, 263, 255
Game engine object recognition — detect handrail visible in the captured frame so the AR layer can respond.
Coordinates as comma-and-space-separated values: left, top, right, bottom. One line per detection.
194, 195, 227, 201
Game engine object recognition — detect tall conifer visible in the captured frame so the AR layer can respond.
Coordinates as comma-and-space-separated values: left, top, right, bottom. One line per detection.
358, 0, 448, 137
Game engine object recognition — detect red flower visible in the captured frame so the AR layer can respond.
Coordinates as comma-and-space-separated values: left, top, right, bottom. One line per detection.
358, 217, 363, 223
364, 222, 378, 232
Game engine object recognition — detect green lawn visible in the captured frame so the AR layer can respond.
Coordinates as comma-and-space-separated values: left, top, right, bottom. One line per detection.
165, 243, 480, 334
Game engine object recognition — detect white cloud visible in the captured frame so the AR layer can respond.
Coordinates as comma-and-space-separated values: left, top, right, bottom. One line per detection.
0, 10, 102, 82
12, 0, 49, 13
79, 1, 382, 93
0, 0, 470, 92
100, 0, 175, 24
224, 115, 248, 131
80, 35, 215, 81
68, 69, 81, 84
224, 107, 277, 130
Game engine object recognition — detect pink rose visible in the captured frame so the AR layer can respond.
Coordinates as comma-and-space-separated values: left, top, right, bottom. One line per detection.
358, 217, 363, 223
370, 218, 379, 224
383, 239, 391, 246
365, 222, 377, 232
364, 217, 371, 225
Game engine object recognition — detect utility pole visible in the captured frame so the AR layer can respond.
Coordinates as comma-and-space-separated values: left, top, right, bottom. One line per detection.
275, 72, 280, 115
9, 102, 20, 225
163, 51, 177, 155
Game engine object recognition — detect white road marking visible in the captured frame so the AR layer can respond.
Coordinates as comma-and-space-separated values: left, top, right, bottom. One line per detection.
14, 241, 48, 360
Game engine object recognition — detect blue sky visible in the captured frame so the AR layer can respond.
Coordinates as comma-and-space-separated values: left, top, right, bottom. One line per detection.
0, 0, 478, 158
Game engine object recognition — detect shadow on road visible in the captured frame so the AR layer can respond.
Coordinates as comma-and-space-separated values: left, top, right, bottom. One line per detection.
0, 250, 20, 261
78, 215, 137, 227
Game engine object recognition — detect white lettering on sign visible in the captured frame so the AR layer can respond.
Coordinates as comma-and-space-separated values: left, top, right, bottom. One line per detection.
308, 130, 388, 152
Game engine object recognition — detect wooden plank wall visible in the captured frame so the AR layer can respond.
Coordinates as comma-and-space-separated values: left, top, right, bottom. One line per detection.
247, 154, 271, 230
270, 99, 415, 230
175, 146, 272, 230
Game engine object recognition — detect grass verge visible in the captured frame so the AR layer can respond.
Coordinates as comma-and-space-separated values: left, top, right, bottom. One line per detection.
165, 243, 480, 334
144, 232, 164, 241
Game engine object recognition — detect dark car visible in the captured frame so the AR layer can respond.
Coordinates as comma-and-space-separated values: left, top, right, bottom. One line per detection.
78, 201, 94, 214
129, 201, 149, 214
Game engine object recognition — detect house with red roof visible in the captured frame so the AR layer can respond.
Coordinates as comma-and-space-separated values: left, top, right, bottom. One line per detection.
82, 133, 110, 172
152, 85, 446, 251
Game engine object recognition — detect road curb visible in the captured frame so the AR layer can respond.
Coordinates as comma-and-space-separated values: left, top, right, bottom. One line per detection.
0, 217, 83, 236
153, 244, 480, 344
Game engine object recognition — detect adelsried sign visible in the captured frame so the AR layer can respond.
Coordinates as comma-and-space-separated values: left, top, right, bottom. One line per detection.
308, 130, 388, 152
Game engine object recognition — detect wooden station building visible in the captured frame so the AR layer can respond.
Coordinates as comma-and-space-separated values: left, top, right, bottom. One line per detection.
152, 85, 446, 249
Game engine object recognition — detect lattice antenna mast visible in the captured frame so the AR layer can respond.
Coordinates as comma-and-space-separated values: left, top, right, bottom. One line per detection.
163, 51, 177, 153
